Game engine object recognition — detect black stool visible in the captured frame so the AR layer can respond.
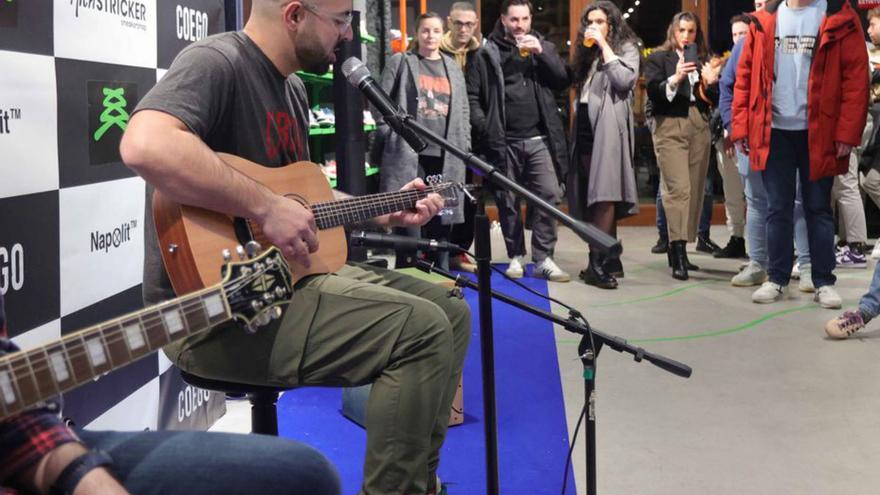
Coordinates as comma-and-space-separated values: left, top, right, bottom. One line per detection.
180, 371, 292, 436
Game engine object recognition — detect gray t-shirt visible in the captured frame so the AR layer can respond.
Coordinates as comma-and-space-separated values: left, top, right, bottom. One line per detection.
772, 0, 826, 130
136, 31, 311, 304
416, 56, 450, 157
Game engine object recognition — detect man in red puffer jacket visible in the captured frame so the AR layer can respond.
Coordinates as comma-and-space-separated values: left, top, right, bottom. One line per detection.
731, 0, 868, 308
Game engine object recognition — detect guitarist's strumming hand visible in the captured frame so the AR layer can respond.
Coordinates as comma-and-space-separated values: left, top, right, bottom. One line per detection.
258, 195, 320, 268
384, 178, 445, 228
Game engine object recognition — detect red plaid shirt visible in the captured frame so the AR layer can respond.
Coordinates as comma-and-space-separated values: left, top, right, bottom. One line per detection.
0, 292, 80, 493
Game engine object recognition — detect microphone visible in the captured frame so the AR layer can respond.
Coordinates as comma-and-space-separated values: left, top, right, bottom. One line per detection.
350, 231, 462, 253
341, 57, 428, 153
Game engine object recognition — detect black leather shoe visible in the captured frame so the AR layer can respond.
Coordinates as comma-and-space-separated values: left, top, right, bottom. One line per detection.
651, 238, 668, 254
670, 240, 689, 280
683, 244, 700, 271
696, 235, 721, 254
603, 257, 624, 278
580, 253, 618, 289
714, 236, 747, 259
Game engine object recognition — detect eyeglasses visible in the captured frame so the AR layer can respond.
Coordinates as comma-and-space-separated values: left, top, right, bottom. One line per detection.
301, 2, 353, 34
452, 21, 476, 29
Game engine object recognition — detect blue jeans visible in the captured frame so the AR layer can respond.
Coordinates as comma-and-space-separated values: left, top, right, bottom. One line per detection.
656, 178, 713, 241
761, 129, 835, 287
78, 430, 340, 495
859, 261, 880, 322
740, 150, 811, 269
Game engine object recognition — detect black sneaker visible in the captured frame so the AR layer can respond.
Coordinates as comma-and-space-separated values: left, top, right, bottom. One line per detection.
651, 238, 668, 254
696, 235, 721, 254
603, 257, 624, 278
714, 236, 747, 259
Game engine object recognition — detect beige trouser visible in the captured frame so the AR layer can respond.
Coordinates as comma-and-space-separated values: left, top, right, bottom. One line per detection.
833, 151, 867, 244
654, 105, 712, 242
715, 139, 746, 237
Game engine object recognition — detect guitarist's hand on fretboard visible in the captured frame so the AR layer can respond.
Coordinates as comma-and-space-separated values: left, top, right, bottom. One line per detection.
384, 178, 446, 229
260, 195, 320, 268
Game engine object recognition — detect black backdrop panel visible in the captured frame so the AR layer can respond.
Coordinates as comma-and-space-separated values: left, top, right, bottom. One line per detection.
0, 191, 60, 336
55, 58, 155, 188
0, 0, 53, 56
157, 0, 226, 69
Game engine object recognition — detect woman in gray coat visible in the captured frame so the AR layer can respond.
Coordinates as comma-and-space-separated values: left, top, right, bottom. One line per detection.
568, 1, 641, 289
374, 12, 470, 270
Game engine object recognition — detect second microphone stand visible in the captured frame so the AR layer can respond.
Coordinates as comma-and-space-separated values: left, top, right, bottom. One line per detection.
414, 260, 692, 495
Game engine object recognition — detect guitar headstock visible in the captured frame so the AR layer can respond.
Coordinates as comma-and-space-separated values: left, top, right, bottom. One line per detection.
220, 246, 293, 333
425, 176, 480, 216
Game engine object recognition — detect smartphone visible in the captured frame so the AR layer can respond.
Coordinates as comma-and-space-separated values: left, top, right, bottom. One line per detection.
683, 43, 698, 64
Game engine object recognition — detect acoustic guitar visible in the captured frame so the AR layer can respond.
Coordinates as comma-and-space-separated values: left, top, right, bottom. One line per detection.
152, 153, 463, 295
0, 248, 292, 421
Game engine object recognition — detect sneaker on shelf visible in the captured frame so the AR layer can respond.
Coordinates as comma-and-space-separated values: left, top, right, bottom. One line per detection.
836, 244, 867, 269
872, 242, 880, 260
313, 105, 335, 127
535, 257, 571, 282
505, 256, 525, 279
814, 285, 842, 309
363, 110, 376, 126
450, 253, 476, 273
798, 263, 815, 293
309, 109, 320, 128
825, 310, 867, 339
731, 261, 768, 287
752, 281, 787, 304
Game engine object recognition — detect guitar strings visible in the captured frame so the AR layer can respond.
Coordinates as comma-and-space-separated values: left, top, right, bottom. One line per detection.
0, 268, 274, 396
310, 184, 456, 226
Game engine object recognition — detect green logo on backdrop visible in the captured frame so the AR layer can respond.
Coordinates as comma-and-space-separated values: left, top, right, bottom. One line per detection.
93, 87, 129, 142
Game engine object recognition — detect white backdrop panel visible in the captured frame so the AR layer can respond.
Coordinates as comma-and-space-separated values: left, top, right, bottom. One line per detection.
59, 177, 146, 316
0, 51, 59, 199
53, 0, 158, 68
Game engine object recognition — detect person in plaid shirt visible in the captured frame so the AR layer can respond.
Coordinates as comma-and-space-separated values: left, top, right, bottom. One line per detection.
0, 292, 341, 495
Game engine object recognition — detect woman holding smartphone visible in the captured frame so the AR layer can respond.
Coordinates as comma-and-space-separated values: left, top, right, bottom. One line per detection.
568, 1, 641, 289
374, 12, 470, 270
644, 12, 713, 280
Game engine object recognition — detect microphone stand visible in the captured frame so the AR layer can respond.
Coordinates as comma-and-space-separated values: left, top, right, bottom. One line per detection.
413, 260, 692, 495
389, 109, 621, 495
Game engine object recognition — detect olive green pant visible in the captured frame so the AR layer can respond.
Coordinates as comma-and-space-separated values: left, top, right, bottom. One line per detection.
163, 262, 472, 495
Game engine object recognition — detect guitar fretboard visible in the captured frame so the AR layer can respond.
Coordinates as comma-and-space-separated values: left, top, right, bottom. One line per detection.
0, 287, 231, 419
310, 186, 447, 230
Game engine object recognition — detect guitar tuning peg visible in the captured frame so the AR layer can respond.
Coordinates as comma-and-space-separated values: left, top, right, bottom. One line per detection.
236, 245, 246, 260
245, 241, 262, 258
271, 306, 283, 320
222, 249, 232, 262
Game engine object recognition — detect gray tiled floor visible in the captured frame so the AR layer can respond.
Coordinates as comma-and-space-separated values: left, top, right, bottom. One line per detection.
214, 224, 880, 494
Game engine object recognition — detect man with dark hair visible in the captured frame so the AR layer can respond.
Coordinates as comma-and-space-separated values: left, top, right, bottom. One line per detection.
0, 291, 340, 495
732, 0, 869, 308
466, 0, 571, 282
120, 0, 472, 493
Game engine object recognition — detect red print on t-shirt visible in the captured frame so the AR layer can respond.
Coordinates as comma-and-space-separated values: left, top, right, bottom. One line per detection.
265, 110, 304, 162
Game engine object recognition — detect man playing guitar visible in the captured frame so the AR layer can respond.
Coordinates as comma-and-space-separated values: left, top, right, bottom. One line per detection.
120, 1, 471, 494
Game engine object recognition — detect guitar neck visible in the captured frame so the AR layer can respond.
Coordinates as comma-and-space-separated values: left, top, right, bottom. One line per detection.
0, 286, 232, 420
311, 187, 439, 230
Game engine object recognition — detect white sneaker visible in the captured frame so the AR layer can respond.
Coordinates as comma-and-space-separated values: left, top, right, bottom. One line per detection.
871, 242, 880, 260
731, 261, 768, 287
790, 263, 800, 280
505, 256, 525, 279
814, 285, 842, 309
752, 281, 787, 304
535, 257, 571, 282
798, 263, 815, 293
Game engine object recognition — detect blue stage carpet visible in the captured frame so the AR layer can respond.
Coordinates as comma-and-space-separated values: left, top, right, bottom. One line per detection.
276, 268, 576, 494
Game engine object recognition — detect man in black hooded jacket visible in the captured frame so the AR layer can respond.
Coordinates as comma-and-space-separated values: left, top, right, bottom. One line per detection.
466, 0, 571, 282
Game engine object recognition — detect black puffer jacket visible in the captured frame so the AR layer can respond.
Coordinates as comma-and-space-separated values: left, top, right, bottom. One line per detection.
466, 21, 570, 184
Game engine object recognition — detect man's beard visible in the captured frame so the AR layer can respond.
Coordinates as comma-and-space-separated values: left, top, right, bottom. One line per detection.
297, 38, 334, 74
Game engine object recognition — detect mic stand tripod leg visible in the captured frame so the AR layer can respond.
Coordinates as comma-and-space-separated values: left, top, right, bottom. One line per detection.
474, 209, 500, 495
579, 334, 601, 495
